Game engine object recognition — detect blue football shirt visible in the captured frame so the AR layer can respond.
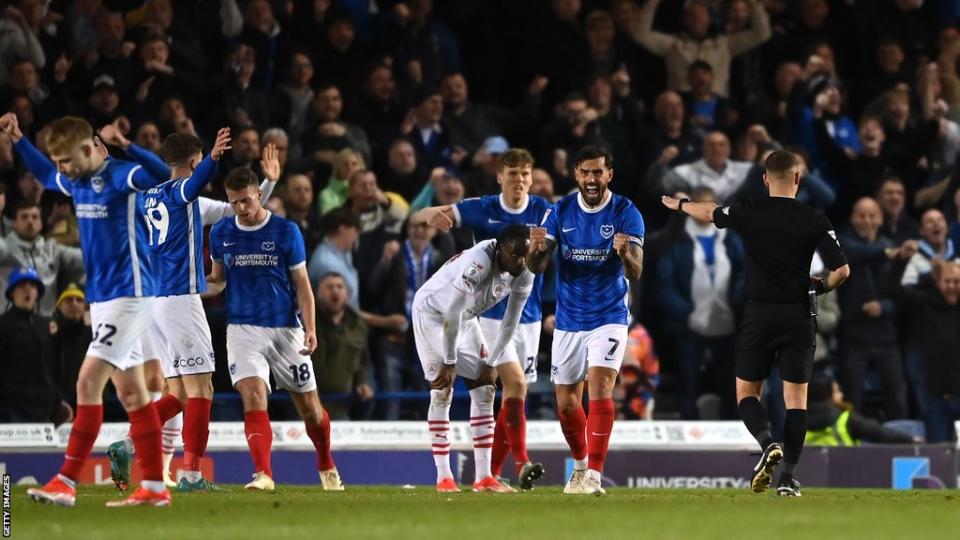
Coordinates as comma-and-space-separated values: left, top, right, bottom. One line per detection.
210, 212, 306, 327
453, 194, 550, 323
542, 192, 645, 332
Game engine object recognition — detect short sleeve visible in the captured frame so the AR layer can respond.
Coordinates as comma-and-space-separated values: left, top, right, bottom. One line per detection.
815, 215, 847, 270
287, 222, 307, 269
452, 250, 489, 295
541, 205, 559, 242
713, 201, 743, 230
452, 197, 484, 228
619, 202, 645, 247
209, 226, 223, 262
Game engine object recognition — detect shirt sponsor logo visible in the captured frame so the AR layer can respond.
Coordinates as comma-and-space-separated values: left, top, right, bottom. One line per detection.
600, 224, 614, 239
75, 203, 109, 219
226, 253, 280, 268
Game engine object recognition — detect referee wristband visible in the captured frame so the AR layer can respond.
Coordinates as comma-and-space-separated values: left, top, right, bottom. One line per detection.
813, 278, 829, 296
677, 198, 690, 213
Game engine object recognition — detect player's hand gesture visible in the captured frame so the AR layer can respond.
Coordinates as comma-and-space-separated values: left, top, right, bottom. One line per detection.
301, 330, 318, 355
660, 195, 682, 211
98, 121, 130, 149
0, 112, 23, 142
261, 142, 281, 182
529, 226, 548, 253
428, 208, 454, 230
613, 233, 630, 258
210, 127, 231, 161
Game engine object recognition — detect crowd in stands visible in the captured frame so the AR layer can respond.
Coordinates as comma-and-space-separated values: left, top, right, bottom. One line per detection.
2, 0, 960, 442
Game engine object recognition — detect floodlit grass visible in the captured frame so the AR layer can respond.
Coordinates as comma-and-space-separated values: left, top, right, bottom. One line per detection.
8, 485, 960, 540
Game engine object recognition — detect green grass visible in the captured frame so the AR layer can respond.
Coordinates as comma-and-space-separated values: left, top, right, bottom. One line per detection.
8, 485, 960, 540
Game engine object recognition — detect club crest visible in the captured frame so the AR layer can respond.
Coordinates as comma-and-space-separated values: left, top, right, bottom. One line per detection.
600, 224, 614, 239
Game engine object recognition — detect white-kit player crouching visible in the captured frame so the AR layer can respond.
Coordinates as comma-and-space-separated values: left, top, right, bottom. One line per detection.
412, 224, 534, 493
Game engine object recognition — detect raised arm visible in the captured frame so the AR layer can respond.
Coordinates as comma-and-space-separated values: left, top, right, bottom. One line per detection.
526, 227, 556, 274
1, 113, 63, 192
661, 195, 718, 223
632, 0, 676, 56
727, 0, 772, 57
614, 233, 644, 281
411, 204, 455, 230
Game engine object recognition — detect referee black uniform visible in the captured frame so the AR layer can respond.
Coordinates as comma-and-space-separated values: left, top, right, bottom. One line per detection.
713, 197, 847, 383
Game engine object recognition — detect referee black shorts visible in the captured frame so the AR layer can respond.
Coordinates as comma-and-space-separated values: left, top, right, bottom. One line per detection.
735, 301, 816, 384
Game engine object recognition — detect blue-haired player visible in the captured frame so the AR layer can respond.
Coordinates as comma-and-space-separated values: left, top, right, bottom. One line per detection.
207, 167, 343, 492
413, 148, 548, 489
527, 146, 645, 496
0, 113, 171, 507
97, 125, 278, 492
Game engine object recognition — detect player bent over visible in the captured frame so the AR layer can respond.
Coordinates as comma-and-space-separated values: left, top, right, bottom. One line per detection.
2, 114, 171, 507
527, 146, 645, 495
412, 225, 533, 493
207, 168, 343, 492
413, 148, 548, 489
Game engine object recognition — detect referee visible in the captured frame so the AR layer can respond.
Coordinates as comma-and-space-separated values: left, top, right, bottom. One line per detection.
661, 150, 850, 497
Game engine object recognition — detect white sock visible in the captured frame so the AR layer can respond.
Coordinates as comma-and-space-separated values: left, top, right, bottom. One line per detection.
162, 412, 183, 470
150, 391, 163, 401
123, 437, 135, 454
469, 385, 495, 482
141, 480, 166, 493
428, 388, 453, 482
57, 474, 76, 489
574, 458, 587, 471
183, 470, 202, 483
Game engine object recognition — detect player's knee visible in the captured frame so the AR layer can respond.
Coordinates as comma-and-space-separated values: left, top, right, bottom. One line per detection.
145, 370, 164, 393
115, 386, 148, 411
429, 371, 454, 391
556, 394, 581, 415
502, 377, 527, 398
75, 374, 102, 403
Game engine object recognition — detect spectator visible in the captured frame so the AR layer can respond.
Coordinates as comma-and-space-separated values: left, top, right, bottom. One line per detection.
644, 90, 703, 176
308, 207, 360, 307
586, 71, 644, 198
311, 272, 375, 420
206, 42, 273, 133
272, 51, 314, 147
463, 136, 508, 198
348, 63, 406, 159
134, 121, 161, 151
404, 85, 456, 173
283, 174, 322, 254
886, 257, 960, 443
877, 176, 919, 244
319, 148, 365, 215
0, 3, 46, 87
409, 169, 471, 251
301, 82, 372, 166
531, 167, 559, 202
805, 371, 917, 445
312, 11, 371, 96
748, 61, 802, 142
656, 186, 744, 419
377, 0, 461, 89
857, 37, 912, 115
0, 201, 84, 316
132, 32, 204, 121
654, 131, 752, 203
633, 0, 771, 97
681, 61, 736, 136
128, 0, 209, 76
345, 170, 408, 235
238, 0, 286, 89
0, 267, 70, 424
616, 323, 661, 420
378, 137, 424, 202
85, 74, 122, 128
439, 72, 545, 159
539, 91, 606, 192
837, 198, 909, 420
901, 209, 957, 285
49, 282, 90, 408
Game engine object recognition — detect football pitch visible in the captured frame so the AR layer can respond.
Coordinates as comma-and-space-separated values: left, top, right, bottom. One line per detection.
8, 485, 959, 540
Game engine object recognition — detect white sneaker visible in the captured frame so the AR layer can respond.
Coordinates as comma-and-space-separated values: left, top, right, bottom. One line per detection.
163, 469, 177, 489
320, 468, 345, 491
563, 469, 587, 494
582, 469, 606, 496
244, 472, 276, 492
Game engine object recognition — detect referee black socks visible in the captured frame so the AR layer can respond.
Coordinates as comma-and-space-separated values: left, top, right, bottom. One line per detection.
737, 397, 774, 450
783, 408, 807, 468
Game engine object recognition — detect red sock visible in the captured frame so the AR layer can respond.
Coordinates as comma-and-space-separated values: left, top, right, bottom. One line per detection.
557, 406, 587, 461
587, 399, 615, 473
502, 398, 529, 476
305, 409, 335, 471
183, 398, 212, 471
59, 404, 103, 481
154, 394, 183, 423
490, 407, 511, 476
128, 402, 163, 482
244, 410, 273, 476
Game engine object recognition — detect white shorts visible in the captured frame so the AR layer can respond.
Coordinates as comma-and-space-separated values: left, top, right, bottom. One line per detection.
226, 324, 316, 393
550, 324, 628, 385
413, 307, 490, 382
87, 297, 154, 370
146, 295, 215, 378
479, 318, 540, 383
